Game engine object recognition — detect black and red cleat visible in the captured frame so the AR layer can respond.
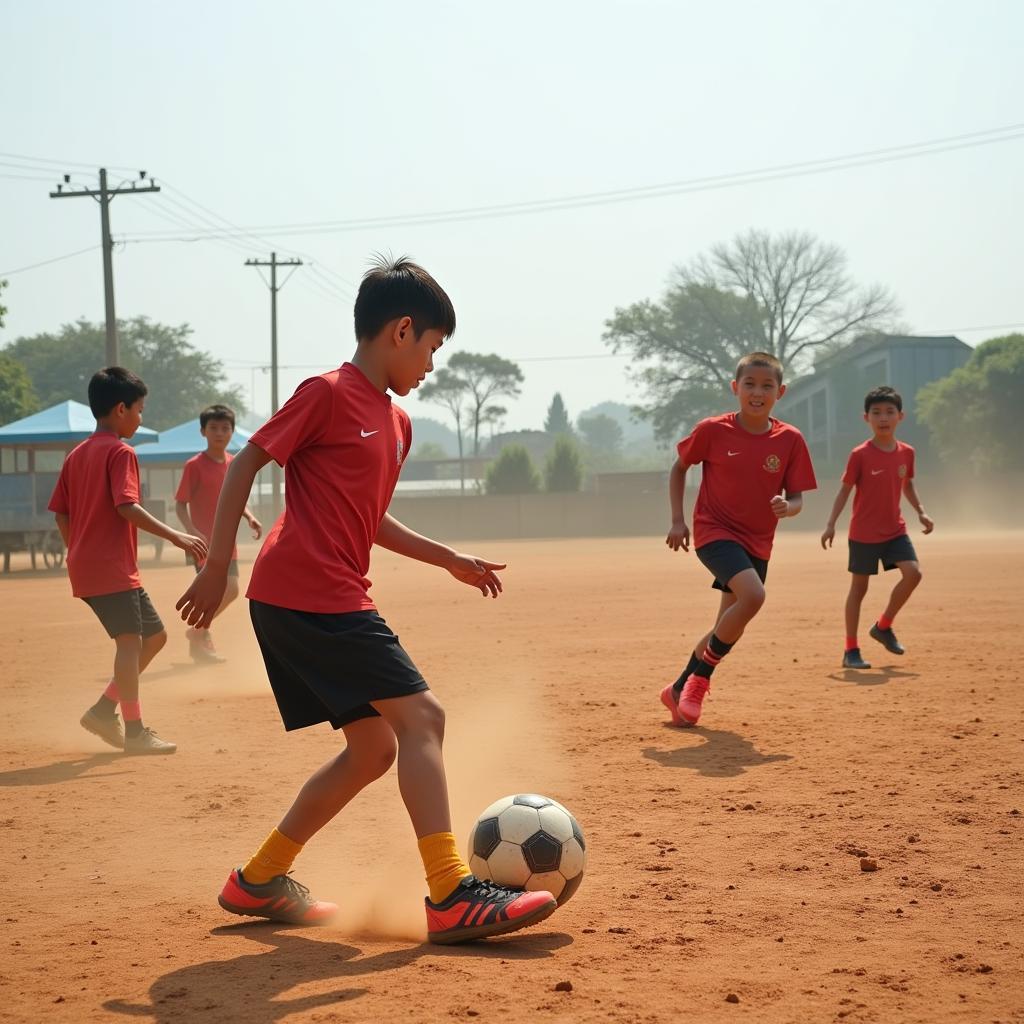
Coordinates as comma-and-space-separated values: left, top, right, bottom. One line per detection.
218, 869, 338, 925
425, 875, 557, 945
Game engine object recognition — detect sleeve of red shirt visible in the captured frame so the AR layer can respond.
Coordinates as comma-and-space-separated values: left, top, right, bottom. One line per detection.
109, 446, 141, 508
675, 419, 711, 467
48, 467, 70, 515
906, 445, 915, 479
250, 376, 333, 466
174, 461, 194, 503
841, 448, 861, 488
783, 432, 818, 493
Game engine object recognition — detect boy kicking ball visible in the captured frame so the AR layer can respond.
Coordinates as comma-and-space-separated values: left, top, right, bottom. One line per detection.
177, 256, 558, 943
821, 385, 934, 669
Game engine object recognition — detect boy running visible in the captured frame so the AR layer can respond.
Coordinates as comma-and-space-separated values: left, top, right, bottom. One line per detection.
49, 367, 208, 754
821, 385, 934, 668
176, 256, 558, 944
175, 404, 262, 663
661, 352, 817, 726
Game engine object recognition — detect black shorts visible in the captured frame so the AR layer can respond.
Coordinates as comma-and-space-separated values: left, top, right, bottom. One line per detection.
82, 588, 165, 639
848, 535, 918, 576
696, 540, 769, 593
249, 600, 429, 731
190, 556, 239, 577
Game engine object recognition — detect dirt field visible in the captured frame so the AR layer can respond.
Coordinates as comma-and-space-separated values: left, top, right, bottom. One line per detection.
1, 531, 1022, 1024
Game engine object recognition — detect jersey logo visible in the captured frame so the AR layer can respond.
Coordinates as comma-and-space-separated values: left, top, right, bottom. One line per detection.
897, 464, 907, 478
871, 469, 884, 476
396, 438, 405, 466
727, 450, 741, 457
360, 429, 379, 438
763, 454, 781, 473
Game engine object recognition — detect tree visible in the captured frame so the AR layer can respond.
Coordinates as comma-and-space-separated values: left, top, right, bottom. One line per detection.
485, 444, 540, 495
445, 352, 524, 456
544, 435, 583, 492
418, 368, 469, 488
479, 403, 507, 440
411, 441, 448, 460
544, 392, 571, 435
917, 334, 1024, 472
3, 317, 245, 430
0, 279, 8, 330
0, 353, 39, 425
605, 229, 897, 439
577, 412, 623, 453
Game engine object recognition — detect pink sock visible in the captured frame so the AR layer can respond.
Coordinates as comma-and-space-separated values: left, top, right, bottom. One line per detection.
103, 679, 119, 701
120, 699, 142, 722
845, 637, 859, 652
878, 615, 894, 631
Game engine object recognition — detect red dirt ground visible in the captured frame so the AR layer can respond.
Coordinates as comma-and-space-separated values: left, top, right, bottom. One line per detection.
1, 532, 1022, 1024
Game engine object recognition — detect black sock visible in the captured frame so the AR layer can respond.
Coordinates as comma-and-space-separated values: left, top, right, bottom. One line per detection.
91, 694, 118, 717
695, 633, 735, 679
672, 651, 702, 696
125, 720, 144, 738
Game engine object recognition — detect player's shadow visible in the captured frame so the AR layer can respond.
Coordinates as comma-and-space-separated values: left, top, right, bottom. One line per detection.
103, 922, 572, 1023
642, 727, 791, 778
0, 753, 128, 787
826, 666, 920, 687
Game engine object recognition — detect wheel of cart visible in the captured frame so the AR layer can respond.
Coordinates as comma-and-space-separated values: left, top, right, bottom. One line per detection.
42, 529, 65, 569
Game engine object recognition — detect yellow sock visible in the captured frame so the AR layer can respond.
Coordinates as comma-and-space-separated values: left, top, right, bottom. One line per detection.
418, 831, 472, 904
241, 827, 304, 885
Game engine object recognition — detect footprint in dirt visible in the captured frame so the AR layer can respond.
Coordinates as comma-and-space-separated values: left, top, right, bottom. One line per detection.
642, 727, 791, 778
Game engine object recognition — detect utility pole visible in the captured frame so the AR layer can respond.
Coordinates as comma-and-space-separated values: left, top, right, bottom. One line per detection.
245, 252, 303, 520
50, 168, 160, 365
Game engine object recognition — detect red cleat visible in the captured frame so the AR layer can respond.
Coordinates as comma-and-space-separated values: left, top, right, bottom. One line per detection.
678, 674, 710, 725
218, 869, 338, 925
660, 683, 687, 727
425, 875, 557, 944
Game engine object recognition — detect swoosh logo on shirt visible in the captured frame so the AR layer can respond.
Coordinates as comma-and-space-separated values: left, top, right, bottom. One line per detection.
360, 429, 380, 438
871, 469, 884, 475
727, 450, 741, 456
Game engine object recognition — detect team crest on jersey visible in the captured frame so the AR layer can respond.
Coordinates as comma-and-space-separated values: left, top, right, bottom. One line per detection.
897, 463, 907, 478
396, 437, 405, 466
763, 454, 781, 473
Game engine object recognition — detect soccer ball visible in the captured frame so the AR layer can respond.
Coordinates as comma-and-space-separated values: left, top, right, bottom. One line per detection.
467, 794, 586, 906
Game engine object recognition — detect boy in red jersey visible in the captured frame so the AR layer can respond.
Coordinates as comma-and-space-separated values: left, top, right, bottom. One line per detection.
660, 352, 817, 726
175, 404, 262, 663
49, 367, 207, 754
176, 256, 558, 944
821, 386, 934, 668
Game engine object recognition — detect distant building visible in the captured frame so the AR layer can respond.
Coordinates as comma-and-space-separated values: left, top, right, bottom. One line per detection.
781, 334, 971, 469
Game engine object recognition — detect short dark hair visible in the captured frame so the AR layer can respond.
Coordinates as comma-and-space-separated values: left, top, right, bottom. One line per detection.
200, 404, 236, 430
88, 366, 148, 418
864, 385, 902, 413
735, 351, 784, 384
353, 254, 456, 342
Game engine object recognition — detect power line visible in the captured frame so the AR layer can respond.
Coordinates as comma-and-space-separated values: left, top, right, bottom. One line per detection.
0, 150, 138, 172
118, 122, 1024, 242
0, 245, 101, 276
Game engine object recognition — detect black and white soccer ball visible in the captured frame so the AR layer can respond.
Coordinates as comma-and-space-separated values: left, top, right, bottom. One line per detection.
467, 794, 586, 906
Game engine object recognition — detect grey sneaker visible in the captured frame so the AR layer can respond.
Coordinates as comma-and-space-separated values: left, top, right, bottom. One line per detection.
842, 648, 872, 670
80, 707, 124, 749
124, 727, 177, 756
869, 623, 905, 655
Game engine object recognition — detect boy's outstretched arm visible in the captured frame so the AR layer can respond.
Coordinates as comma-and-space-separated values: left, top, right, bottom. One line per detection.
771, 491, 805, 520
177, 442, 273, 626
821, 483, 853, 547
666, 458, 690, 551
375, 513, 504, 597
117, 502, 207, 561
903, 480, 934, 533
175, 500, 197, 537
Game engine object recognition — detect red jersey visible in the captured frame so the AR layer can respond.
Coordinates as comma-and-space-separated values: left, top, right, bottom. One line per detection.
175, 451, 238, 560
246, 363, 412, 614
47, 431, 142, 598
842, 439, 915, 544
677, 413, 817, 560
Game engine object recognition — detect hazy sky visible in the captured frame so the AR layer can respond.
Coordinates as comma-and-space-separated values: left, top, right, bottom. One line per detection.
2, 0, 1022, 433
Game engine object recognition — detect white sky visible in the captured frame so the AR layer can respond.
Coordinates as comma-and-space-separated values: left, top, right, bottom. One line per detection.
2, 0, 1022, 431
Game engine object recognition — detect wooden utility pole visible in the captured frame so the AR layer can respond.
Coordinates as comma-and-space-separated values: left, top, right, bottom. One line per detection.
50, 169, 161, 365
245, 253, 303, 519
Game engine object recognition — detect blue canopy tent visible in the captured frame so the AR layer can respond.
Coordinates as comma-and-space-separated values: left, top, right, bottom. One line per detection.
134, 419, 251, 465
0, 400, 159, 571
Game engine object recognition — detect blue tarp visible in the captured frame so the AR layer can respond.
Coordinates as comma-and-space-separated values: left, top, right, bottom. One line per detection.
135, 419, 252, 464
0, 400, 158, 446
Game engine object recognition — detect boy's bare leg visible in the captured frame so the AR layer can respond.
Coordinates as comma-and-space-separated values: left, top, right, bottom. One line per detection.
370, 691, 451, 837
277, 717, 398, 844
710, 568, 766, 645
139, 630, 167, 673
845, 575, 871, 639
879, 560, 922, 623
112, 634, 143, 702
695, 590, 738, 656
